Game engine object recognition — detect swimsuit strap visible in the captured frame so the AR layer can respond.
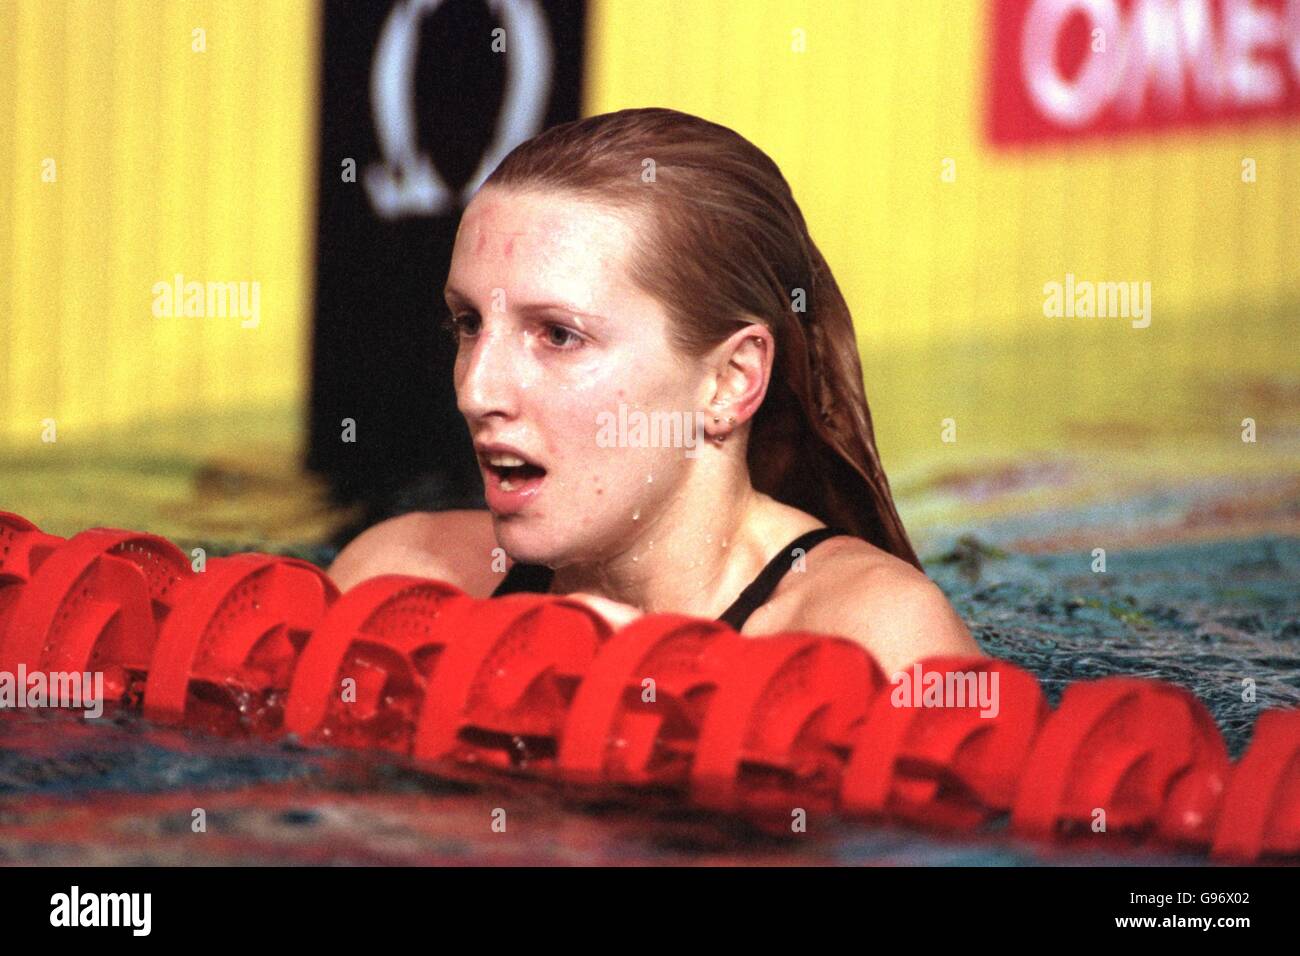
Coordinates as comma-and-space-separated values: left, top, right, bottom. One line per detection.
491, 525, 854, 631
716, 526, 850, 631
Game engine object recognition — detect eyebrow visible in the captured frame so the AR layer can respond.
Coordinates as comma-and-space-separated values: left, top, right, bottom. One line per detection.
443, 285, 608, 323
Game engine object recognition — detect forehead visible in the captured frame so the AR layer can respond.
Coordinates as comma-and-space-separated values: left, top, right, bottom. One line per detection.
449, 188, 641, 309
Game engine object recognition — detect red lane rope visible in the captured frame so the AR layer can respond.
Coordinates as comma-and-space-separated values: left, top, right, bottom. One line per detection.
0, 512, 1295, 860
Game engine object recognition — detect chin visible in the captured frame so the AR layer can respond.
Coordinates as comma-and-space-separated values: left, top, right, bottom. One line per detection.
491, 520, 554, 568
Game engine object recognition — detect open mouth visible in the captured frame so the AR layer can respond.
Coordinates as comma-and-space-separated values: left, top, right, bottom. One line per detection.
481, 453, 547, 492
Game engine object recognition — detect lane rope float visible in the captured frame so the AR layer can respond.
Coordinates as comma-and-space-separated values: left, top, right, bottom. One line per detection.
0, 511, 1295, 861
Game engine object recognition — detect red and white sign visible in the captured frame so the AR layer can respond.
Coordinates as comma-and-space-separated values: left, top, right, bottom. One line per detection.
988, 0, 1300, 143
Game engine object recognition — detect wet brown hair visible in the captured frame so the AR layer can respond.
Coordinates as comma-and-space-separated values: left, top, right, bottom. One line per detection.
481, 107, 921, 569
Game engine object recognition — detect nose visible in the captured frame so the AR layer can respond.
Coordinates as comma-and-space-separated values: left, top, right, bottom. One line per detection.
455, 318, 522, 423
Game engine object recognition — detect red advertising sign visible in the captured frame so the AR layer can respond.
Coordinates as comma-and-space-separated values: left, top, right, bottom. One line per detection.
988, 0, 1300, 144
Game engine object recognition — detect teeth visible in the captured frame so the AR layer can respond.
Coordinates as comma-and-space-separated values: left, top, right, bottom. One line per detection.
486, 453, 528, 467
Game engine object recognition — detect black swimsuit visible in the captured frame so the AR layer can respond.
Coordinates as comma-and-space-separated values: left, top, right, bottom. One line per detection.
490, 526, 851, 630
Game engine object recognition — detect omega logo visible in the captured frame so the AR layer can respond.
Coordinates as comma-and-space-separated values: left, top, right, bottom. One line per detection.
365, 0, 554, 219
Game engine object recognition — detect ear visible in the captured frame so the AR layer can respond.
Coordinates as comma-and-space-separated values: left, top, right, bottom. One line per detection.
702, 322, 774, 431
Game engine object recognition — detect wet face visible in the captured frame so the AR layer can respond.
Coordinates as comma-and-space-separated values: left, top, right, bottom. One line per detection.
444, 186, 709, 567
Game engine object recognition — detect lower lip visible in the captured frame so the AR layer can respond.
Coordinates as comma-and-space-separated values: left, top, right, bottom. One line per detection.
483, 466, 547, 515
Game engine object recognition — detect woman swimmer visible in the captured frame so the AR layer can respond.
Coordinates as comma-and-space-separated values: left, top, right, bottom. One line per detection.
328, 107, 983, 676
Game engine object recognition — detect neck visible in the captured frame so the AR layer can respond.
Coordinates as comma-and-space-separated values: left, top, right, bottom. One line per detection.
549, 445, 778, 619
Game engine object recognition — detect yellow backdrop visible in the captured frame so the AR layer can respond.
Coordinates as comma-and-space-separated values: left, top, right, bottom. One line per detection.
2, 0, 1296, 499
0, 0, 318, 451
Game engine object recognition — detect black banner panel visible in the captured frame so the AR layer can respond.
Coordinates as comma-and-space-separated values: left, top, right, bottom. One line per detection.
308, 0, 587, 530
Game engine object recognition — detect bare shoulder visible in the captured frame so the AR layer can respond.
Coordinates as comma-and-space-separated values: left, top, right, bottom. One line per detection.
778, 536, 984, 675
326, 509, 504, 596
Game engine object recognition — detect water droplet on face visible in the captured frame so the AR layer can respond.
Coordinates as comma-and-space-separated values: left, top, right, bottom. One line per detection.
645, 473, 653, 483
632, 509, 640, 521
